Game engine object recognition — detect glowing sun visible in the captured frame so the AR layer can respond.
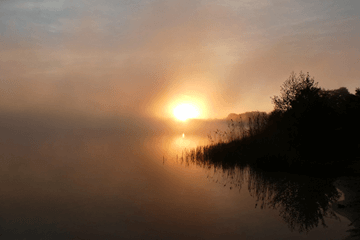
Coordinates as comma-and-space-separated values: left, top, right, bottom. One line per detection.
173, 104, 200, 121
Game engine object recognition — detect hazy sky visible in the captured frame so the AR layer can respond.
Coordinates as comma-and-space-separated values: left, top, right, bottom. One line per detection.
1, 0, 359, 119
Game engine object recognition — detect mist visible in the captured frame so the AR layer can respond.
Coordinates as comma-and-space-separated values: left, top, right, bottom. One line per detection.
1, 0, 359, 121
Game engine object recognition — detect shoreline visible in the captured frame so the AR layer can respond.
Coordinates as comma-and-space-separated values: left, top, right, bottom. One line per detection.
332, 176, 360, 239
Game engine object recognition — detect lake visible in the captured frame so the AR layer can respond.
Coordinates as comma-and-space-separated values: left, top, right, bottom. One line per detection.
0, 113, 353, 239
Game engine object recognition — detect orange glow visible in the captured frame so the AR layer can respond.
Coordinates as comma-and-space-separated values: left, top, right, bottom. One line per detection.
146, 76, 213, 120
173, 103, 200, 121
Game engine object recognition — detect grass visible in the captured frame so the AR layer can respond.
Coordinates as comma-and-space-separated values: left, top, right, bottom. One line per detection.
171, 108, 360, 235
178, 110, 360, 177
176, 73, 360, 177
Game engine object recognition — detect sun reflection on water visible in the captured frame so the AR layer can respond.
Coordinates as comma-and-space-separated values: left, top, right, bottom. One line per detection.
142, 132, 209, 163
171, 133, 207, 153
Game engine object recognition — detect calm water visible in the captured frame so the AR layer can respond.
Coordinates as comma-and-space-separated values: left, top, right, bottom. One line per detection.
0, 114, 352, 239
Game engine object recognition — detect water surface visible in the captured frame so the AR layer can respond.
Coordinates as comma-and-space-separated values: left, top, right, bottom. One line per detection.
0, 115, 352, 239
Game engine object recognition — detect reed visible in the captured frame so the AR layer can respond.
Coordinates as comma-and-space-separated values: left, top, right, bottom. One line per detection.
179, 72, 360, 177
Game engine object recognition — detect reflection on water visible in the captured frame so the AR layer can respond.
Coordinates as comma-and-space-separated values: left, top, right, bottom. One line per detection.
221, 167, 338, 232
143, 132, 209, 161
246, 168, 341, 233
0, 115, 353, 239
155, 130, 355, 238
172, 133, 208, 152
176, 148, 351, 236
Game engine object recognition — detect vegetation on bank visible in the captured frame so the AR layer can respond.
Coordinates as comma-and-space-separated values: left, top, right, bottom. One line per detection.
182, 71, 360, 177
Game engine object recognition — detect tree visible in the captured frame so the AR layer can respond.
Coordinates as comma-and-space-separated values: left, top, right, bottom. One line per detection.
271, 71, 320, 114
356, 87, 360, 97
269, 72, 341, 163
264, 71, 359, 168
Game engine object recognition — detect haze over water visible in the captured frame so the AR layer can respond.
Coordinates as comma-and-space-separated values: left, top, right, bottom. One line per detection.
1, 0, 359, 238
0, 112, 351, 239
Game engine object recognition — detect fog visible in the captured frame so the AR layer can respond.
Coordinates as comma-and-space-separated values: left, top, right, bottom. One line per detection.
0, 0, 359, 238
1, 0, 359, 120
0, 111, 217, 239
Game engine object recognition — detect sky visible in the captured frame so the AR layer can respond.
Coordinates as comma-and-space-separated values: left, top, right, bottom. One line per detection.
0, 0, 359, 120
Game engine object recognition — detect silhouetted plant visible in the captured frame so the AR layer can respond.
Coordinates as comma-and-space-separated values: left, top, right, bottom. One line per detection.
173, 71, 360, 238
355, 87, 360, 97
271, 71, 320, 114
181, 71, 360, 178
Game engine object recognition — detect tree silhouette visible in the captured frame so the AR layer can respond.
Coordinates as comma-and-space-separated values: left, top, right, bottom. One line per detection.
268, 71, 360, 167
271, 71, 320, 114
355, 87, 360, 97
186, 71, 360, 175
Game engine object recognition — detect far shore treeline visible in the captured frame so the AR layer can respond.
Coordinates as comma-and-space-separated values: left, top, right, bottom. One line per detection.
182, 71, 360, 177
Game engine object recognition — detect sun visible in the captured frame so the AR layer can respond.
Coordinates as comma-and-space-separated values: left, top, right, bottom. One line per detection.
173, 103, 200, 121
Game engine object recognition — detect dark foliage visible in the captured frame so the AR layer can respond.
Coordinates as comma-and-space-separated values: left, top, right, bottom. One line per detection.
271, 71, 320, 114
182, 71, 360, 177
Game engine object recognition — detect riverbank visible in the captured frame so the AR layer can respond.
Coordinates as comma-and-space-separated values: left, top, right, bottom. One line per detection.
332, 174, 360, 239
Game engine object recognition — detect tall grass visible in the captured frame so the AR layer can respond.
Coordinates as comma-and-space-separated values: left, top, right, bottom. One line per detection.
179, 111, 272, 170
207, 111, 268, 144
179, 109, 351, 177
